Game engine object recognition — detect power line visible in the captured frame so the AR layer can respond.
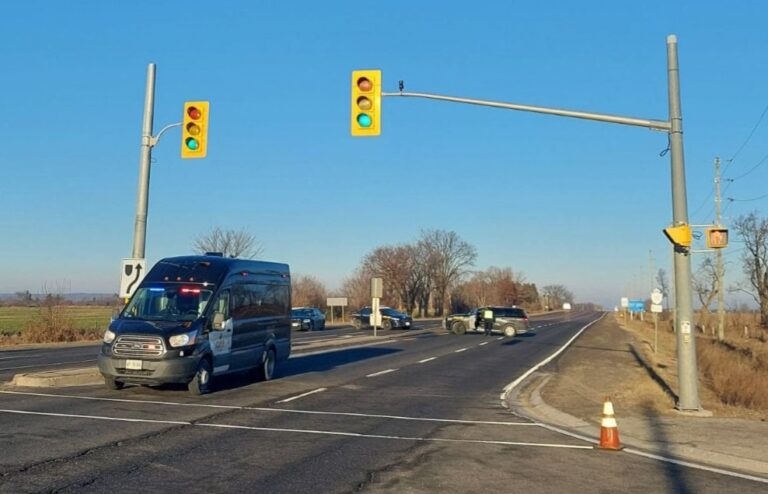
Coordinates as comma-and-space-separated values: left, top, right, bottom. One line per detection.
726, 150, 768, 181
728, 191, 768, 202
726, 101, 768, 166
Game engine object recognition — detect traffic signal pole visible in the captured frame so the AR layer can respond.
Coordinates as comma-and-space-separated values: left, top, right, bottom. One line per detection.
131, 63, 156, 260
381, 35, 701, 411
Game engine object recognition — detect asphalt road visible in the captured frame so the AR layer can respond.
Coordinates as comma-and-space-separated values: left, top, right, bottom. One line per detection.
0, 320, 442, 382
0, 311, 764, 493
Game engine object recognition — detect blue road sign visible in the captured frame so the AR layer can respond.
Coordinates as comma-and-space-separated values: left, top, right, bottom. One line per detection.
629, 300, 645, 312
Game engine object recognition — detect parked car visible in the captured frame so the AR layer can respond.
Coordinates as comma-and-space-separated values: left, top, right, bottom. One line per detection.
444, 306, 530, 337
351, 306, 413, 330
291, 307, 326, 331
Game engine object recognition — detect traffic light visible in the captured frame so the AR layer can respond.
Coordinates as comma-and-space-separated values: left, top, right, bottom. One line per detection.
705, 227, 729, 249
663, 224, 692, 248
351, 70, 381, 136
181, 101, 209, 159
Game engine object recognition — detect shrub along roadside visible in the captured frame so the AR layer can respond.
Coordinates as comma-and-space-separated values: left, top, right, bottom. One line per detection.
0, 305, 110, 345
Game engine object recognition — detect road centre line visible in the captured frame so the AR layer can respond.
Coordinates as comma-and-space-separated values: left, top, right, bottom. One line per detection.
0, 408, 589, 450
454, 348, 467, 353
277, 388, 327, 403
0, 390, 536, 426
366, 368, 398, 377
418, 357, 437, 363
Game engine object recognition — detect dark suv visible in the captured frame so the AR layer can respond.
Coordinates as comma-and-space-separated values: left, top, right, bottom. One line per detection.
291, 307, 326, 331
351, 306, 413, 330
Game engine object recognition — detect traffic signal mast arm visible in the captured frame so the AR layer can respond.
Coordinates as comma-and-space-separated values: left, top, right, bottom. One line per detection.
147, 122, 182, 147
381, 91, 671, 131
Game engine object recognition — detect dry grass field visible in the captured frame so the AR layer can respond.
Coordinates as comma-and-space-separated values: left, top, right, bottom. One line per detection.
0, 305, 113, 344
620, 311, 768, 416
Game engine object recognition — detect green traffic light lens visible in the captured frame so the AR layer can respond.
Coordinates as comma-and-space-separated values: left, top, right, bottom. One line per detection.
356, 113, 372, 128
185, 137, 199, 150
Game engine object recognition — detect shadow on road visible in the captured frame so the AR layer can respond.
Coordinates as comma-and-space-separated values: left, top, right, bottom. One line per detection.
640, 400, 694, 494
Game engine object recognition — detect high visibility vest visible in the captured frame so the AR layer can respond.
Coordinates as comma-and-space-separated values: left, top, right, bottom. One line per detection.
483, 309, 493, 319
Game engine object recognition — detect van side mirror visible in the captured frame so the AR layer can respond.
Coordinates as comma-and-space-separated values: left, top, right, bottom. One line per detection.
212, 312, 226, 330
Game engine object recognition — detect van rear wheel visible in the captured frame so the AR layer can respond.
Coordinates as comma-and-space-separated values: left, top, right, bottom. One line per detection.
255, 348, 276, 381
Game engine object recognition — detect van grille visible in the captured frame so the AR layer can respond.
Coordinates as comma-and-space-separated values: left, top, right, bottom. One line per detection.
113, 335, 165, 357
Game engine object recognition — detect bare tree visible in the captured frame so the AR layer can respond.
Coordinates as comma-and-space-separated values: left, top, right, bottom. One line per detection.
733, 212, 768, 326
193, 227, 264, 259
692, 257, 718, 328
362, 244, 423, 314
656, 268, 670, 309
540, 284, 574, 309
420, 229, 477, 316
291, 275, 327, 309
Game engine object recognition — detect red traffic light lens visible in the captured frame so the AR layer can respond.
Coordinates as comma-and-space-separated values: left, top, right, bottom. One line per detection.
187, 106, 202, 120
357, 77, 373, 92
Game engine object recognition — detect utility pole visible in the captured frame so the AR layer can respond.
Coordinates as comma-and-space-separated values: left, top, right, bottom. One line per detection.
715, 157, 725, 341
648, 250, 655, 292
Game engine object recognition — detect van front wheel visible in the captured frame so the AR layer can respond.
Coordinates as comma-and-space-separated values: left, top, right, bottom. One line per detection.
104, 376, 124, 390
256, 348, 276, 381
188, 358, 212, 395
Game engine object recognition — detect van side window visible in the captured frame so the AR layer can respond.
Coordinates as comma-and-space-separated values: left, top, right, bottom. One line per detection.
211, 290, 231, 319
231, 283, 290, 318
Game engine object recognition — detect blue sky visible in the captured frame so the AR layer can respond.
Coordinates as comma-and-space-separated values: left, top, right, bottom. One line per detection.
2, 1, 767, 308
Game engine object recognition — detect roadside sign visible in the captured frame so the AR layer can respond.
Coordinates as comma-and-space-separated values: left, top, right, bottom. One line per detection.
651, 304, 663, 313
620, 297, 629, 308
119, 258, 147, 299
651, 289, 663, 305
629, 300, 645, 313
371, 278, 383, 298
327, 297, 348, 307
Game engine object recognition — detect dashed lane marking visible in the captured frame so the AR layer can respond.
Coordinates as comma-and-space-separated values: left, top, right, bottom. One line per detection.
276, 388, 327, 403
479, 342, 489, 346
418, 357, 437, 363
365, 368, 398, 378
0, 408, 590, 450
454, 348, 467, 353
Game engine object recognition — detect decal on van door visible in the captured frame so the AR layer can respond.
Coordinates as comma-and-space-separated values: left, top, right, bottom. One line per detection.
210, 317, 233, 356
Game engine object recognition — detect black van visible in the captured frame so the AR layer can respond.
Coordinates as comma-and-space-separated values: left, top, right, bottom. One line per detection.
98, 255, 291, 395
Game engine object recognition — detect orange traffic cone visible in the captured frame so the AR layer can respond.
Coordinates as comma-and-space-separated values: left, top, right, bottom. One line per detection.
597, 397, 622, 450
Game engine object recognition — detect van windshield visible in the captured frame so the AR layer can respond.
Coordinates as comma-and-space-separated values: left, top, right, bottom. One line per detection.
123, 285, 214, 322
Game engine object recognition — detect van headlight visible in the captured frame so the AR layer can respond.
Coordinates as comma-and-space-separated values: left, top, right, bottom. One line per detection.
103, 329, 116, 344
169, 330, 197, 348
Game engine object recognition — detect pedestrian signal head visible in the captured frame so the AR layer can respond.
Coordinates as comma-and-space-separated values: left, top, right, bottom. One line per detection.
705, 227, 728, 249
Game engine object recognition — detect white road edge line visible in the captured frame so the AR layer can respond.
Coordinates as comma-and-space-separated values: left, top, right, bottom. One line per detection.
0, 359, 97, 371
0, 408, 589, 450
366, 368, 398, 377
418, 357, 437, 363
276, 388, 327, 403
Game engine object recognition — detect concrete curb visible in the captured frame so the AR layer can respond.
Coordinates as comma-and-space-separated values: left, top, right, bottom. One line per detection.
12, 367, 104, 387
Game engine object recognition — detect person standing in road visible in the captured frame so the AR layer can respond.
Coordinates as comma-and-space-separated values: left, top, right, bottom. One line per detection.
482, 308, 494, 336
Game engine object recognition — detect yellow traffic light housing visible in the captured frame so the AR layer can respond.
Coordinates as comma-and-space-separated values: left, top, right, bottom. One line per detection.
181, 101, 209, 158
706, 227, 729, 249
351, 70, 381, 136
663, 224, 692, 248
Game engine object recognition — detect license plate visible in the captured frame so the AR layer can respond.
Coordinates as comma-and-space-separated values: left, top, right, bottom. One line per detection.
125, 359, 143, 370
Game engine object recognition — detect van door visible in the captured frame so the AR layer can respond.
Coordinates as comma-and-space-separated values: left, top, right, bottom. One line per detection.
208, 289, 234, 375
